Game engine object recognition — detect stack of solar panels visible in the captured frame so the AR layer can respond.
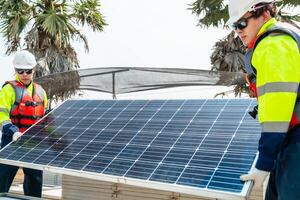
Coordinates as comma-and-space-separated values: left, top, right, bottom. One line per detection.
0, 99, 260, 200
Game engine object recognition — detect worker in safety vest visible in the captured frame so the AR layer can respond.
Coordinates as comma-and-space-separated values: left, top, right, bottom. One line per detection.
227, 1, 300, 199
227, 0, 300, 199
0, 50, 48, 197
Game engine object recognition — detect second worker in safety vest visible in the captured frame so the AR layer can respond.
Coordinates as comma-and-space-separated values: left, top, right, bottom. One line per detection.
0, 50, 48, 197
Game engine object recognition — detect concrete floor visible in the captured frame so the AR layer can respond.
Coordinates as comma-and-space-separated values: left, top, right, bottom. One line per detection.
9, 184, 61, 200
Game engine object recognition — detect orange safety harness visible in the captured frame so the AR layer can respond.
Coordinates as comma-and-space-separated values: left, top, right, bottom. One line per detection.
4, 80, 45, 133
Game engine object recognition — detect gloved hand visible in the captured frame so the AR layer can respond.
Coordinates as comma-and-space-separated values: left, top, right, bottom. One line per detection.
240, 168, 270, 189
12, 132, 22, 142
2, 123, 19, 137
1, 123, 19, 148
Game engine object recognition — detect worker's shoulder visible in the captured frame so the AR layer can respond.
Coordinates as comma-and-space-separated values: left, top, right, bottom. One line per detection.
2, 81, 15, 90
0, 81, 15, 97
257, 32, 298, 53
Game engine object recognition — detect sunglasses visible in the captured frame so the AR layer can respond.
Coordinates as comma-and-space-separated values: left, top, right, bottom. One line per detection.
15, 69, 33, 75
232, 15, 254, 30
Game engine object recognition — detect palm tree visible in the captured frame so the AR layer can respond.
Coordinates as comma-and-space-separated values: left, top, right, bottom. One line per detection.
189, 0, 300, 95
0, 0, 107, 104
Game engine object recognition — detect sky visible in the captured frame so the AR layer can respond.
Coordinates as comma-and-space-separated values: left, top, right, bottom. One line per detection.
75, 0, 230, 69
0, 0, 230, 86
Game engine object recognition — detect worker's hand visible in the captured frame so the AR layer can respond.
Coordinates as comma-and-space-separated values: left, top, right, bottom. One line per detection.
2, 123, 19, 137
240, 168, 269, 189
12, 132, 22, 142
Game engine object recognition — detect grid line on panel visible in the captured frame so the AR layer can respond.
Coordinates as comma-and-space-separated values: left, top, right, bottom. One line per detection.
123, 100, 184, 178
83, 100, 152, 173
80, 100, 153, 171
206, 99, 254, 189
23, 100, 104, 165
174, 99, 230, 185
100, 100, 173, 175
61, 100, 138, 169
31, 100, 103, 165
49, 100, 120, 169
144, 100, 188, 180
39, 100, 119, 166
1, 100, 80, 161
147, 99, 206, 181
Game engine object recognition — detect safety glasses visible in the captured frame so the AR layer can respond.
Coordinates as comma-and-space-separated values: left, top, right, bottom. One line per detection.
15, 69, 33, 75
232, 15, 254, 30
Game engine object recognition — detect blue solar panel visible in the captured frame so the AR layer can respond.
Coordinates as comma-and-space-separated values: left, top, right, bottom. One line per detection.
0, 99, 260, 199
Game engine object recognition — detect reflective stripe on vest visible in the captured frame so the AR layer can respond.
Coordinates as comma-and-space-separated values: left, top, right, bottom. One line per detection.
6, 80, 45, 132
0, 107, 9, 114
245, 26, 300, 128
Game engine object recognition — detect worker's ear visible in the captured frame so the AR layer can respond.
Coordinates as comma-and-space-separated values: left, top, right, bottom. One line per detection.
262, 9, 272, 21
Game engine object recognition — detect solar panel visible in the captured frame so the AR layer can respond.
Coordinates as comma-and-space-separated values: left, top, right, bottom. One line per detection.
0, 99, 260, 200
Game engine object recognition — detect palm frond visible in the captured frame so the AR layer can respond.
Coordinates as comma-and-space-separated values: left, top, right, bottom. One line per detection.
281, 0, 300, 7
189, 0, 228, 28
73, 0, 107, 31
0, 0, 107, 101
0, 0, 32, 54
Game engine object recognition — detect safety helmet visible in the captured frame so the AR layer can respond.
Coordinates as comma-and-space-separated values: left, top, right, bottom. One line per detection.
226, 0, 277, 26
12, 50, 37, 69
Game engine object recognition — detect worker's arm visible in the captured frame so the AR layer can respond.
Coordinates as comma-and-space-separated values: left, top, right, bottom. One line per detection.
0, 84, 15, 128
0, 84, 21, 147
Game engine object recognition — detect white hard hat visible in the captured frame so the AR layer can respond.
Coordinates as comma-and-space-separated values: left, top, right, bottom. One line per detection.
13, 50, 37, 69
226, 0, 276, 25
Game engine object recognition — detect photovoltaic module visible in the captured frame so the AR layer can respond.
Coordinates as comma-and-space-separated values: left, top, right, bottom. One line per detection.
0, 99, 260, 200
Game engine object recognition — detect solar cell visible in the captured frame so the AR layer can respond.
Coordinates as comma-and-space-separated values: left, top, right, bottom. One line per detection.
0, 99, 260, 200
